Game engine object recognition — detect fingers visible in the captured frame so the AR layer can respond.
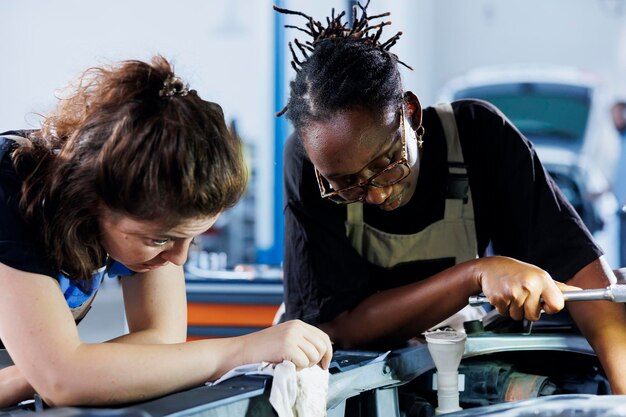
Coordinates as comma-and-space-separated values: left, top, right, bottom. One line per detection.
523, 281, 543, 321
303, 327, 333, 370
554, 280, 582, 292
321, 335, 334, 369
480, 256, 566, 321
496, 287, 538, 321
540, 280, 566, 314
287, 342, 317, 370
271, 320, 333, 370
491, 297, 511, 318
291, 336, 324, 370
493, 281, 562, 320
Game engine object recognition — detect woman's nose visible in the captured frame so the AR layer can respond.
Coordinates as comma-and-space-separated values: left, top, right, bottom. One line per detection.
364, 185, 391, 205
161, 239, 192, 266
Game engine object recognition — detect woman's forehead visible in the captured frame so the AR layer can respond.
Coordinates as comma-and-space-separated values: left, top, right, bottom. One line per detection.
100, 210, 218, 237
300, 107, 399, 177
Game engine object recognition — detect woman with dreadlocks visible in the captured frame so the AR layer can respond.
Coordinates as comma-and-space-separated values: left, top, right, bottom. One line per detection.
276, 2, 626, 393
0, 56, 332, 407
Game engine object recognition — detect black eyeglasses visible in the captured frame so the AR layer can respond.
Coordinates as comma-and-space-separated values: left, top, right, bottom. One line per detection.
315, 106, 412, 205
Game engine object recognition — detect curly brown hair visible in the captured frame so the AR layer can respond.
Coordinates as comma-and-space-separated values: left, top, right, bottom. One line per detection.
12, 56, 247, 279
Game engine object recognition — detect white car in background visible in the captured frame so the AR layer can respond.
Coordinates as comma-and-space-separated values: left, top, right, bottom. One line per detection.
438, 65, 620, 261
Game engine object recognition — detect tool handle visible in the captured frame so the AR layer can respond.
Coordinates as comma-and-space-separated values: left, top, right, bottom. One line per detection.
468, 295, 490, 306
468, 288, 612, 307
561, 288, 612, 302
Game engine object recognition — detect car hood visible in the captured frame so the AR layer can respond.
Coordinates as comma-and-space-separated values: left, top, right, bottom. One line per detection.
533, 145, 579, 168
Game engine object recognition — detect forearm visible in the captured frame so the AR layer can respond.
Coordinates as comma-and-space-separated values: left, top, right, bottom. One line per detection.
119, 265, 188, 345
567, 257, 626, 393
107, 327, 186, 345
321, 259, 483, 348
568, 300, 626, 393
32, 337, 246, 406
0, 365, 36, 408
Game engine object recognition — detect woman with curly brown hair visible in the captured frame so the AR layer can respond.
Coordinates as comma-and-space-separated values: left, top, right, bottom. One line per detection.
0, 56, 331, 407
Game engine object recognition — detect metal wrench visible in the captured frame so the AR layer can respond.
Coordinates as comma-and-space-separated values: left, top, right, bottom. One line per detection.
468, 284, 626, 307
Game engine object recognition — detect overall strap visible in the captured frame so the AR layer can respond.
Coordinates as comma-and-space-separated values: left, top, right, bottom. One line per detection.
433, 103, 470, 218
434, 103, 464, 164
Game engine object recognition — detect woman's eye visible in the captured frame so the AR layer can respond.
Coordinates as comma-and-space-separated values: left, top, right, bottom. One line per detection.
375, 156, 393, 169
151, 238, 169, 246
334, 175, 358, 188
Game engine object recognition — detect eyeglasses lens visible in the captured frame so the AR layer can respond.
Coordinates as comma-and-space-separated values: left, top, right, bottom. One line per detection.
329, 164, 410, 204
371, 164, 409, 187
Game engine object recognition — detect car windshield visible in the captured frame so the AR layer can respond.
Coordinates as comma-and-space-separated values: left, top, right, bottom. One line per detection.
453, 82, 591, 150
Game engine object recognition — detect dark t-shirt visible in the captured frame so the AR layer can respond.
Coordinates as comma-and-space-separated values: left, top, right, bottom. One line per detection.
283, 99, 603, 325
0, 134, 55, 277
0, 133, 133, 291
0, 133, 133, 349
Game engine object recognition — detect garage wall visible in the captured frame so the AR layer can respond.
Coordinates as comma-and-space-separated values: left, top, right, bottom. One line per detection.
427, 0, 626, 104
2, 0, 625, 263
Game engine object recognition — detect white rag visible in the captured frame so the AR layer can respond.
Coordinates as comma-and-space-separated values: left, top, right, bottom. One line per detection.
207, 361, 329, 417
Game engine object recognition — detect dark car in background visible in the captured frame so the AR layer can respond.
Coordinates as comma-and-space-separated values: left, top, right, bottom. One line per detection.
438, 66, 620, 262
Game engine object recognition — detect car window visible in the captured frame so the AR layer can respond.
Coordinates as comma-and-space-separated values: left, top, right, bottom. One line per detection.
453, 83, 591, 150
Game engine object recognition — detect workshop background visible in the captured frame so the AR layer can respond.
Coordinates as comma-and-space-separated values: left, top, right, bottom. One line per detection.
2, 0, 626, 341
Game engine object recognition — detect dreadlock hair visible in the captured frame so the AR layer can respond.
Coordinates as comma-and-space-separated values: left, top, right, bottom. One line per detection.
12, 56, 247, 280
274, 0, 412, 130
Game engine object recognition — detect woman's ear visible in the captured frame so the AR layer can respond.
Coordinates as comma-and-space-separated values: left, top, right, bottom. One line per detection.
403, 91, 423, 129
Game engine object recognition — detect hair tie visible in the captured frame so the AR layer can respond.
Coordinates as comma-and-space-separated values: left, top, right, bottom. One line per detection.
159, 74, 189, 98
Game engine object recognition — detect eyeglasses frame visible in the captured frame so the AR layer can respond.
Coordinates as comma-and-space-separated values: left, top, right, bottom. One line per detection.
314, 105, 412, 205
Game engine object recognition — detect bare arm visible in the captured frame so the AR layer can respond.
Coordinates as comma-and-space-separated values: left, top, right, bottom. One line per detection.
0, 263, 332, 407
108, 263, 188, 345
0, 365, 35, 408
320, 255, 568, 348
0, 264, 187, 407
566, 256, 626, 394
